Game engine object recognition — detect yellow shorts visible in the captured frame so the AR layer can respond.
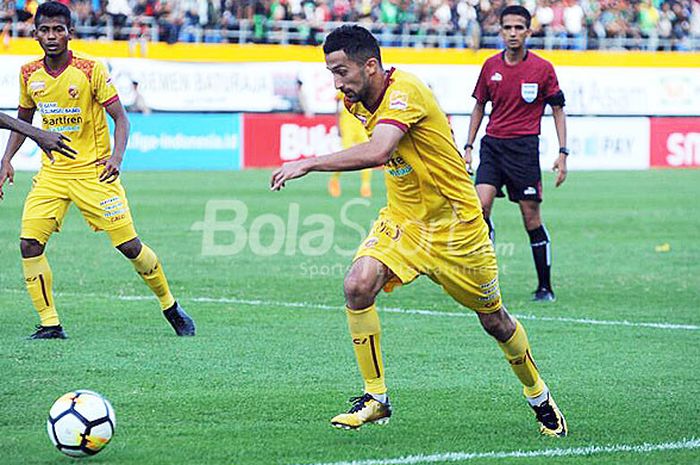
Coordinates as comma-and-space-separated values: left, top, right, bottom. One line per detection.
21, 173, 137, 247
354, 212, 503, 314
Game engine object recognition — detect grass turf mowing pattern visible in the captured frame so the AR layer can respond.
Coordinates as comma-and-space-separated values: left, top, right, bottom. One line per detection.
0, 169, 698, 465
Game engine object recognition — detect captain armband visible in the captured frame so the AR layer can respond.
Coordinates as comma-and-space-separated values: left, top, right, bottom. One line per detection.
545, 90, 566, 107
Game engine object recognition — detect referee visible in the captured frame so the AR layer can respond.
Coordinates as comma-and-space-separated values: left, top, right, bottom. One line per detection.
464, 5, 568, 302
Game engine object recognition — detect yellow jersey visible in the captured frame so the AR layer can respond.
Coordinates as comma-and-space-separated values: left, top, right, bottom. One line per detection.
19, 51, 119, 179
347, 68, 481, 224
337, 91, 368, 149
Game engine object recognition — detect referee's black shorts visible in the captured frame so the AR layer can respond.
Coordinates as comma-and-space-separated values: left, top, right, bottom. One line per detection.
475, 135, 543, 203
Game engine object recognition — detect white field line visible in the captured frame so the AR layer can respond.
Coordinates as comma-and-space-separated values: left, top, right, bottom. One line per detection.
297, 438, 700, 465
1, 288, 698, 331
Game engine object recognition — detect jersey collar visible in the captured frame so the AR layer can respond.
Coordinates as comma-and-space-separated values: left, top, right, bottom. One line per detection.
500, 49, 529, 65
43, 51, 73, 79
362, 67, 396, 114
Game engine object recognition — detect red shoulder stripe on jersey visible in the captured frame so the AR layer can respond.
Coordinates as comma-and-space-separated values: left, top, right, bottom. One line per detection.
377, 119, 408, 133
101, 95, 120, 107
21, 60, 44, 86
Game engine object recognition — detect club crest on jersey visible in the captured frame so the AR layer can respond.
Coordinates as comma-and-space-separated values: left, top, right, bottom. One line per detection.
68, 85, 79, 99
389, 90, 409, 110
521, 83, 538, 103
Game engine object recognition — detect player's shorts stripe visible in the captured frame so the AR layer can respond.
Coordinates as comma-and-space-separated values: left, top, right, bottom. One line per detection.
38, 274, 50, 307
369, 335, 381, 378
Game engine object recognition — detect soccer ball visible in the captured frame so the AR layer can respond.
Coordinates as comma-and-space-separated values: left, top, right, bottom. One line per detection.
46, 390, 116, 457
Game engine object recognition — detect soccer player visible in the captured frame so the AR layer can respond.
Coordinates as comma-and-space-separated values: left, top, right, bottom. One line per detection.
327, 92, 372, 198
271, 25, 567, 437
0, 2, 195, 339
463, 5, 569, 302
0, 112, 76, 164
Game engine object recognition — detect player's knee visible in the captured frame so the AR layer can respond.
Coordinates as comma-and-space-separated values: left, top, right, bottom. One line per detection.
116, 237, 142, 259
343, 274, 375, 306
478, 309, 515, 342
20, 238, 45, 258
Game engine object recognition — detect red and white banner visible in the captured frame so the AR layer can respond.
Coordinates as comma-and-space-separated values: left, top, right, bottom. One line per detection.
650, 117, 700, 168
243, 114, 341, 168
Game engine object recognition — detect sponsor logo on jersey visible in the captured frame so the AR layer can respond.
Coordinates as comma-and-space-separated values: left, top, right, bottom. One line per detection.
521, 83, 538, 103
385, 155, 413, 177
490, 72, 503, 81
389, 90, 409, 110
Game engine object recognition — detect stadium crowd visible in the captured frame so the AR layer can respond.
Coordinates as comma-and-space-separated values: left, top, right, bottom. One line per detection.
1, 0, 699, 49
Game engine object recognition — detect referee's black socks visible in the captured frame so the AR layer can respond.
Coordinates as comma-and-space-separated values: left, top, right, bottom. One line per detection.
527, 225, 552, 291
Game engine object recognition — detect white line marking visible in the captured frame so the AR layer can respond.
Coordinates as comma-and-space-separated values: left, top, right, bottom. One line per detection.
1, 288, 698, 331
297, 438, 700, 465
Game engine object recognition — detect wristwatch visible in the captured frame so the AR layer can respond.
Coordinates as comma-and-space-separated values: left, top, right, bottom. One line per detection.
464, 143, 474, 150
558, 147, 570, 156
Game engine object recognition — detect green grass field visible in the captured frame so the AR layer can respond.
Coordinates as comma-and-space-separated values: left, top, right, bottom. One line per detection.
0, 169, 698, 465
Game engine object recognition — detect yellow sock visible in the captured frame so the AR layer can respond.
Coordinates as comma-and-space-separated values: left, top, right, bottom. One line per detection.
498, 320, 546, 398
346, 305, 386, 395
130, 244, 175, 310
331, 172, 341, 180
360, 169, 372, 185
22, 255, 59, 326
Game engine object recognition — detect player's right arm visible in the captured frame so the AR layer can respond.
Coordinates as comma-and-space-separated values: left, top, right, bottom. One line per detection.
0, 111, 76, 163
1, 107, 34, 200
270, 124, 401, 191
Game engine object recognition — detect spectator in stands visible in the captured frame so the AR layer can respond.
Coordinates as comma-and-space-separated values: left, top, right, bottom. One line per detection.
126, 80, 152, 115
563, 0, 585, 49
1, 0, 698, 50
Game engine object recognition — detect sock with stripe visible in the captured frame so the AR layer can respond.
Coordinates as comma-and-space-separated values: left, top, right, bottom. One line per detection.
22, 254, 60, 326
527, 224, 551, 290
498, 320, 546, 399
346, 304, 386, 395
130, 244, 176, 310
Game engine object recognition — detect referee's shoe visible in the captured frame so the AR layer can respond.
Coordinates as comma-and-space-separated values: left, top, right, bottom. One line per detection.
533, 288, 556, 302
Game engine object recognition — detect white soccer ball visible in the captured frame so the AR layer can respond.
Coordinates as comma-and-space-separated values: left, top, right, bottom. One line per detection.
46, 390, 116, 457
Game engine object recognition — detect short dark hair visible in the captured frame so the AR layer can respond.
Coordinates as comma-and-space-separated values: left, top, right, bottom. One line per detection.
323, 25, 382, 66
500, 5, 531, 28
35, 1, 72, 27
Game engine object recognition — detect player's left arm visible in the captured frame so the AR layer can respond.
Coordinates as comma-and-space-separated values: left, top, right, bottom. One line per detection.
270, 124, 402, 191
544, 62, 568, 188
550, 104, 567, 188
99, 100, 131, 183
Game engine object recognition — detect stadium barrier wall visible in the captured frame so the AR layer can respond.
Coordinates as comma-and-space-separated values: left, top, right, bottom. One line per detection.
2, 52, 700, 115
2, 113, 698, 172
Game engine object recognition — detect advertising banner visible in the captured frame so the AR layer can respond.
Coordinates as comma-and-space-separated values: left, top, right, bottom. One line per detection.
450, 115, 650, 171
243, 114, 340, 168
3, 56, 700, 116
121, 113, 241, 170
650, 117, 700, 168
